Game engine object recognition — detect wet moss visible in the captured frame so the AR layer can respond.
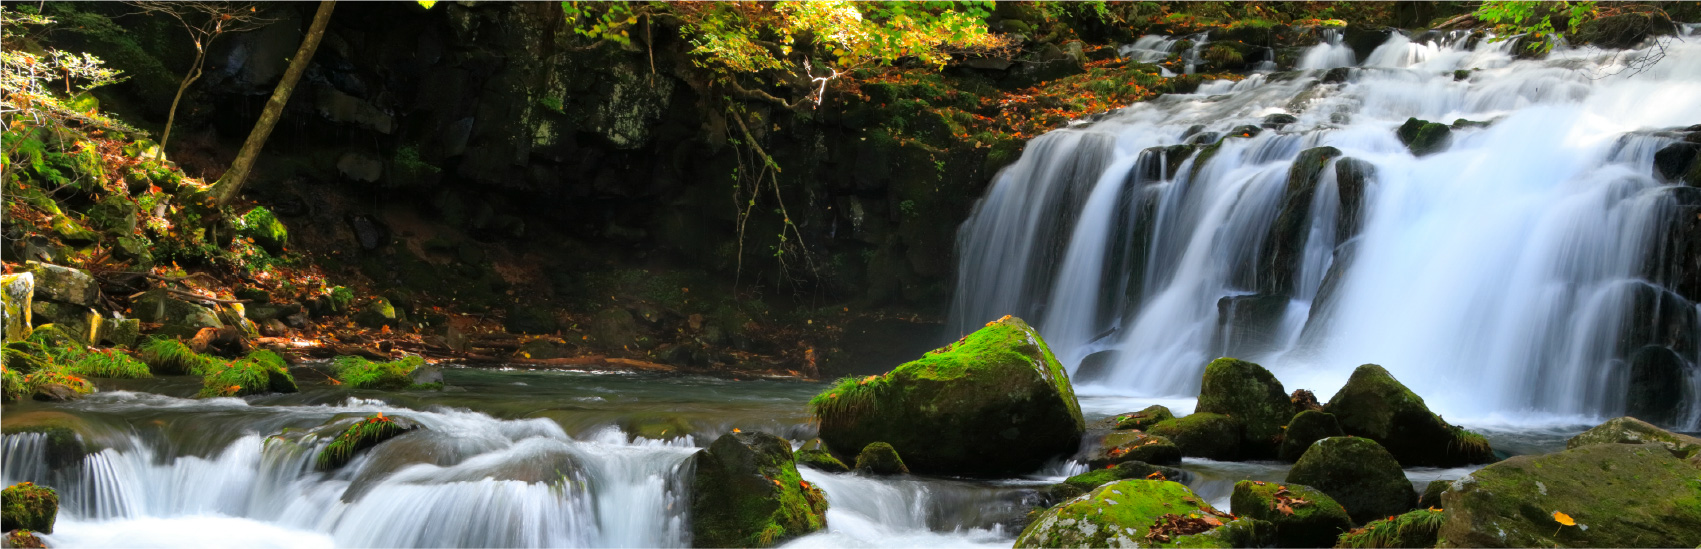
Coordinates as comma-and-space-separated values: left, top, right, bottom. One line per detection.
1016, 479, 1271, 548
853, 442, 909, 475
1089, 431, 1182, 467
1195, 357, 1290, 458
1286, 437, 1416, 524
1396, 118, 1451, 156
197, 350, 297, 398
691, 431, 828, 547
66, 347, 151, 379
1148, 413, 1243, 461
315, 413, 412, 471
1, 365, 26, 402
19, 366, 96, 399
1324, 364, 1493, 467
793, 448, 849, 473
1111, 404, 1175, 431
1229, 480, 1351, 548
1063, 460, 1184, 491
1, 482, 57, 534
1337, 508, 1444, 548
238, 206, 288, 253
332, 355, 425, 390
137, 338, 223, 375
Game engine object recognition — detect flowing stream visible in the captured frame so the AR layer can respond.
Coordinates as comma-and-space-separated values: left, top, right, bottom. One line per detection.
952, 29, 1701, 430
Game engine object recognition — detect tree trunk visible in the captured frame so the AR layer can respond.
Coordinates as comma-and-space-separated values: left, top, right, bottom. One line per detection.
160, 48, 207, 151
211, 0, 336, 206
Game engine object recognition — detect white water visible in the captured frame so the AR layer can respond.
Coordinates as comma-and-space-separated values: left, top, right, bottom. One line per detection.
951, 30, 1701, 429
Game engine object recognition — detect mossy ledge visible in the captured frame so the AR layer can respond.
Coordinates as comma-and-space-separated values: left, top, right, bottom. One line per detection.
314, 413, 415, 471
332, 355, 426, 390
197, 350, 298, 398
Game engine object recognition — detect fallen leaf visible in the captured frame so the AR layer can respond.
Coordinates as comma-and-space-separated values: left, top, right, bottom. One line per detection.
1552, 511, 1575, 526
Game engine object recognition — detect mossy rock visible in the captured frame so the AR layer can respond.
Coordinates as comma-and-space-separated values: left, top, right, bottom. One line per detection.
332, 355, 424, 390
1088, 430, 1181, 468
95, 318, 140, 348
315, 413, 417, 471
1439, 443, 1701, 548
1262, 147, 1342, 296
1, 482, 57, 534
1230, 480, 1351, 548
5, 529, 44, 548
853, 441, 910, 475
0, 411, 96, 471
1418, 479, 1449, 510
2, 273, 34, 343
354, 297, 399, 329
137, 338, 223, 375
1062, 460, 1188, 492
1147, 413, 1243, 461
1279, 410, 1344, 462
1565, 416, 1701, 459
65, 348, 151, 379
1108, 404, 1174, 431
23, 262, 98, 308
29, 301, 101, 345
19, 365, 95, 402
1286, 437, 1416, 524
1014, 480, 1273, 548
131, 289, 224, 333
1, 366, 26, 403
1396, 118, 1451, 156
197, 350, 298, 398
505, 305, 559, 335
1323, 364, 1493, 467
618, 414, 694, 441
690, 431, 828, 548
809, 316, 1084, 477
1337, 508, 1445, 548
1195, 357, 1290, 458
793, 448, 848, 473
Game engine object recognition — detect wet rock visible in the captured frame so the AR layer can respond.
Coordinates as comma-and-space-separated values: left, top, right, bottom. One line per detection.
1, 273, 34, 342
1, 411, 96, 470
1015, 480, 1272, 548
347, 215, 390, 250
409, 363, 444, 386
1195, 357, 1291, 458
30, 383, 83, 402
504, 305, 558, 335
1397, 117, 1451, 156
1147, 413, 1243, 461
1419, 479, 1450, 509
793, 448, 848, 473
1214, 294, 1288, 358
23, 262, 98, 308
1106, 404, 1174, 431
198, 350, 297, 397
853, 442, 910, 475
1, 482, 57, 534
1087, 430, 1181, 468
354, 297, 399, 328
1261, 113, 1298, 128
690, 431, 828, 548
1334, 157, 1376, 243
1324, 364, 1494, 467
1566, 416, 1701, 459
810, 316, 1084, 477
1262, 146, 1341, 296
1230, 480, 1351, 548
29, 301, 101, 344
131, 289, 225, 335
95, 317, 140, 348
1072, 349, 1119, 383
1625, 345, 1687, 425
1061, 460, 1190, 492
315, 413, 418, 471
1654, 142, 1699, 185
1277, 410, 1343, 462
1286, 437, 1416, 523
1440, 443, 1701, 548
238, 206, 289, 254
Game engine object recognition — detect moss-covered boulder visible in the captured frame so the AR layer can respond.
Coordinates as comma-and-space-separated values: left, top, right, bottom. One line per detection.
1147, 413, 1243, 461
23, 262, 98, 308
197, 350, 297, 397
354, 297, 400, 329
1278, 410, 1344, 462
1286, 437, 1416, 524
315, 413, 417, 471
20, 367, 95, 402
809, 316, 1084, 477
793, 448, 849, 473
5, 529, 44, 548
1087, 430, 1182, 468
1062, 460, 1188, 492
1230, 480, 1352, 548
238, 206, 288, 253
1338, 508, 1445, 548
854, 441, 910, 475
620, 414, 694, 441
1397, 118, 1451, 156
332, 355, 425, 390
1014, 480, 1272, 548
1107, 405, 1174, 431
137, 338, 223, 375
95, 317, 140, 348
1, 482, 57, 534
1440, 443, 1701, 548
1323, 364, 1493, 467
1, 273, 34, 343
131, 289, 224, 334
1565, 416, 1701, 459
690, 431, 828, 547
1418, 479, 1449, 510
1195, 357, 1291, 458
0, 411, 96, 470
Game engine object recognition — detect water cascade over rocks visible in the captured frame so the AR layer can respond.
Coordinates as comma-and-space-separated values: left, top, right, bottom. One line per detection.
950, 29, 1701, 430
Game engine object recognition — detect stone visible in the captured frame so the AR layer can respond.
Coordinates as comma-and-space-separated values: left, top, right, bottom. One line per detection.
690, 431, 828, 547
1, 482, 57, 534
1230, 480, 1352, 548
793, 448, 848, 473
1087, 430, 1182, 468
1277, 410, 1343, 462
1286, 437, 1416, 524
131, 289, 224, 334
1, 273, 34, 342
1324, 364, 1493, 467
23, 262, 98, 307
1440, 443, 1701, 548
1566, 416, 1701, 459
1147, 413, 1243, 461
1654, 142, 1699, 184
1195, 357, 1291, 458
1014, 480, 1272, 548
1262, 147, 1341, 296
1107, 405, 1174, 431
1262, 113, 1299, 128
1, 411, 96, 470
1214, 295, 1289, 358
809, 316, 1084, 477
591, 308, 638, 350
853, 442, 909, 475
1625, 346, 1686, 425
1573, 11, 1679, 49
1419, 479, 1450, 509
354, 297, 399, 328
30, 300, 103, 344
1062, 460, 1190, 492
238, 206, 289, 254
315, 413, 417, 471
95, 318, 140, 348
1397, 117, 1451, 156
336, 151, 385, 182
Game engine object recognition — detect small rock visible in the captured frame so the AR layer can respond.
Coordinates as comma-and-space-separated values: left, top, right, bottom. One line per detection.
854, 441, 909, 475
1230, 480, 1351, 548
1286, 437, 1416, 523
1148, 413, 1243, 461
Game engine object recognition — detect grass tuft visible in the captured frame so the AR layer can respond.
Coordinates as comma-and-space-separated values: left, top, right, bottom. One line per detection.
66, 348, 151, 379
316, 413, 409, 471
137, 338, 223, 376
1336, 508, 1445, 548
332, 355, 425, 390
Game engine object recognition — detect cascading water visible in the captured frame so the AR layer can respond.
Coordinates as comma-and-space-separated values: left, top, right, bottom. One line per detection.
950, 30, 1701, 429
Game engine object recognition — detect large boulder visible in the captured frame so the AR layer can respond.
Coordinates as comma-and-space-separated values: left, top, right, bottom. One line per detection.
690, 431, 828, 548
1194, 357, 1291, 458
1440, 443, 1701, 548
1324, 364, 1493, 467
1014, 480, 1271, 548
853, 442, 909, 475
809, 316, 1084, 477
1229, 480, 1352, 548
1285, 437, 1416, 523
1398, 117, 1452, 156
2, 273, 34, 342
1087, 430, 1182, 468
1277, 410, 1344, 462
1147, 413, 1243, 461
131, 289, 224, 335
23, 262, 98, 308
1566, 416, 1701, 459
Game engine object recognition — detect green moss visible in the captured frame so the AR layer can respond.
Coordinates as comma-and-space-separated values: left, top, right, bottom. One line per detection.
326, 286, 356, 314
197, 350, 297, 398
853, 442, 909, 475
137, 338, 222, 375
2, 344, 54, 375
1, 482, 58, 534
19, 366, 95, 397
1565, 416, 1701, 459
1396, 118, 1451, 156
315, 413, 411, 471
1324, 364, 1493, 466
793, 448, 849, 473
692, 432, 828, 547
1090, 431, 1181, 467
1016, 480, 1270, 548
1286, 437, 1415, 524
1336, 508, 1443, 548
2, 365, 26, 402
65, 348, 151, 379
1112, 404, 1175, 431
1148, 413, 1243, 461
332, 355, 424, 390
1230, 480, 1351, 548
1278, 410, 1344, 462
24, 325, 85, 361
238, 206, 288, 253
4, 529, 43, 548
1063, 460, 1179, 491
1195, 357, 1290, 458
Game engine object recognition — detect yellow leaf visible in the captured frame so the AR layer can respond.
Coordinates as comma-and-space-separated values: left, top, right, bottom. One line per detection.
1552, 511, 1575, 526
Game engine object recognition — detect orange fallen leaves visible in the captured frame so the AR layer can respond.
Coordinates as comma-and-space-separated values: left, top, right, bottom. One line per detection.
1552, 511, 1575, 526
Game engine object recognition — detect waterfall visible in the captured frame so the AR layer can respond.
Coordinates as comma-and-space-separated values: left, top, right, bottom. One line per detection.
950, 31, 1701, 428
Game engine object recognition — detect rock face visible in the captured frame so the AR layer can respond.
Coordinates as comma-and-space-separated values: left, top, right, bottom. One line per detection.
1229, 481, 1352, 548
1, 482, 57, 534
1440, 443, 1701, 548
1262, 146, 1342, 296
1194, 357, 1291, 458
690, 431, 828, 548
1087, 431, 1181, 468
1147, 413, 1243, 461
1286, 437, 1416, 524
1324, 364, 1493, 467
1015, 480, 1271, 548
24, 262, 98, 308
809, 316, 1084, 477
1566, 416, 1701, 459
1277, 410, 1343, 462
853, 442, 910, 475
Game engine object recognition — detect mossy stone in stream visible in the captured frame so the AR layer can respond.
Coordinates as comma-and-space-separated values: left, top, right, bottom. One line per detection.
1087, 430, 1181, 468
237, 206, 288, 254
5, 529, 44, 548
197, 350, 297, 397
1, 482, 57, 534
690, 431, 828, 548
1015, 480, 1272, 548
315, 413, 416, 471
809, 316, 1083, 477
620, 414, 694, 441
1108, 405, 1174, 431
1397, 118, 1451, 156
0, 411, 96, 470
1323, 364, 1493, 467
853, 442, 909, 475
1277, 410, 1343, 462
1418, 479, 1450, 509
65, 348, 151, 379
1565, 415, 1701, 459
332, 355, 425, 390
1195, 357, 1290, 458
1229, 480, 1351, 548
793, 448, 848, 473
1062, 460, 1187, 492
137, 338, 223, 375
1339, 508, 1445, 549
1286, 437, 1416, 524
1147, 413, 1243, 461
